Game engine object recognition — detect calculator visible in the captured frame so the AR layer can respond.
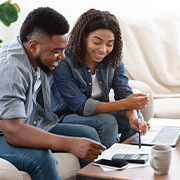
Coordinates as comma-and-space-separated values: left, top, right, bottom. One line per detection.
112, 153, 149, 164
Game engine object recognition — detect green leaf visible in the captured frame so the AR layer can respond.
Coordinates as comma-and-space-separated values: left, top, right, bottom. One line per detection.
0, 39, 3, 44
0, 16, 11, 26
0, 2, 18, 23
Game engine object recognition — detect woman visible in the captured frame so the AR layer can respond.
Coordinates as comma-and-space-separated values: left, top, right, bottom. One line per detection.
50, 8, 150, 149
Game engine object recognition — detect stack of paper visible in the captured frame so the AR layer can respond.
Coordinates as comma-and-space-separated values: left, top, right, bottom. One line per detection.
94, 143, 175, 171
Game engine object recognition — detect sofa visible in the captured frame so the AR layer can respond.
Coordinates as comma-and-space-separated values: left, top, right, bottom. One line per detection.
117, 13, 180, 119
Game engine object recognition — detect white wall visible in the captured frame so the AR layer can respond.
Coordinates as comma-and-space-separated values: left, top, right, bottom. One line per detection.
1, 0, 180, 45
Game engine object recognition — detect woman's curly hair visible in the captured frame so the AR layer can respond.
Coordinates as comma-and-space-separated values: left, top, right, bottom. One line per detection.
68, 8, 123, 69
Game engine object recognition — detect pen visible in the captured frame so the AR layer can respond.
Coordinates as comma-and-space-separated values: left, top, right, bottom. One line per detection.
139, 131, 141, 149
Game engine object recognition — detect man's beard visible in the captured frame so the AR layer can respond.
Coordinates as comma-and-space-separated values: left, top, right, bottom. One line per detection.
35, 56, 56, 76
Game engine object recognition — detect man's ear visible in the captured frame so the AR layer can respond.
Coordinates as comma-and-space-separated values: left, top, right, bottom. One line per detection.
29, 40, 39, 54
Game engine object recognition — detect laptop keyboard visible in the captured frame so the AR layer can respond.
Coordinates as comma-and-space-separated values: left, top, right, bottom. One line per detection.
151, 127, 180, 144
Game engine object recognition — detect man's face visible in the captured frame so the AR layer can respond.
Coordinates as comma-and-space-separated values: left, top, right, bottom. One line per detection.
36, 34, 68, 74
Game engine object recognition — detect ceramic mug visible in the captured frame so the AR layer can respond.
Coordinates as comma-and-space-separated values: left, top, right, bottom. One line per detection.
150, 145, 172, 175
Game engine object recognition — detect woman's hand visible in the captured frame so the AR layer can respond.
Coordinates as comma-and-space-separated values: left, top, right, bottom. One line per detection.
124, 93, 149, 110
129, 117, 151, 135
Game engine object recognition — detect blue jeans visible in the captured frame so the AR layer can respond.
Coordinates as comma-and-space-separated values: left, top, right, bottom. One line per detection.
62, 112, 143, 148
0, 124, 101, 180
62, 113, 118, 149
112, 111, 142, 142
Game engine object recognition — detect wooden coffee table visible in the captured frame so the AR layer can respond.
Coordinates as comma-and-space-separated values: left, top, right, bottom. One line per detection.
77, 134, 180, 180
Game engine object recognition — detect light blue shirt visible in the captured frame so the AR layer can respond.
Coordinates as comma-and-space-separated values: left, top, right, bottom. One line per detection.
0, 36, 58, 135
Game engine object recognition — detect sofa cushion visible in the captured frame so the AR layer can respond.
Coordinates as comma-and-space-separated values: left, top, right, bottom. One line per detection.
20, 171, 32, 180
53, 153, 80, 180
154, 98, 180, 119
0, 158, 23, 180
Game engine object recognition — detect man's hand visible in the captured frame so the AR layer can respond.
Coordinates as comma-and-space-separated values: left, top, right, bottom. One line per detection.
124, 93, 149, 110
69, 138, 106, 162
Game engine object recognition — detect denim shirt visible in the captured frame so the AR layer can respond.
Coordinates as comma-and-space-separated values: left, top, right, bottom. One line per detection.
50, 50, 133, 121
0, 36, 58, 135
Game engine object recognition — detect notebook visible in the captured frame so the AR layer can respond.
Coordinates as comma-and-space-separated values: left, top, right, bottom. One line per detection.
131, 118, 180, 147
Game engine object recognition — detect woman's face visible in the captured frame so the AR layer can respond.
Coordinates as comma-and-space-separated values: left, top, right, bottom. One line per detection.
85, 29, 114, 65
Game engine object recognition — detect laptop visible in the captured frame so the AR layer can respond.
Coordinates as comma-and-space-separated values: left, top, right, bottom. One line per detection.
131, 118, 180, 147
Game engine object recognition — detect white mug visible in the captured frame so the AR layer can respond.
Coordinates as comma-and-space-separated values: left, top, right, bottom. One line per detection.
150, 145, 172, 175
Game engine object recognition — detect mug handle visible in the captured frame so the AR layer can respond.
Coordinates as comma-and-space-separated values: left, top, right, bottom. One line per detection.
150, 156, 159, 171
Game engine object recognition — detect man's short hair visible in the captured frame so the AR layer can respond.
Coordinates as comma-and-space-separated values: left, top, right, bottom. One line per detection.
20, 7, 69, 43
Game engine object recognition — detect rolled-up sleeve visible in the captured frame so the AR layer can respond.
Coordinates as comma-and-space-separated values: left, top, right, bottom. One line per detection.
83, 98, 99, 116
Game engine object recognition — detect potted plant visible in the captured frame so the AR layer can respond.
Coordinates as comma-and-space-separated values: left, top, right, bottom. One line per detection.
0, 0, 20, 44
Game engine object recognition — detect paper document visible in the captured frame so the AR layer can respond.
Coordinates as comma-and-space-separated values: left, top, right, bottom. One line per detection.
95, 143, 175, 171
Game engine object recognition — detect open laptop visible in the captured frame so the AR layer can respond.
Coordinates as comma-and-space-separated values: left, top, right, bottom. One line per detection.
131, 118, 180, 147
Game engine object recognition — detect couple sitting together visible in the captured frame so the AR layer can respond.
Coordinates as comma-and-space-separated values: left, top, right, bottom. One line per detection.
0, 6, 150, 180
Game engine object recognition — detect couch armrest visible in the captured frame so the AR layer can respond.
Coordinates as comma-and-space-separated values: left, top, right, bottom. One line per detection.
0, 158, 23, 180
129, 80, 154, 122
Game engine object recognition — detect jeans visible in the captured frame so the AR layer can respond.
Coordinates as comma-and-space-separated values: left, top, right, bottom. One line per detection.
112, 111, 142, 142
0, 124, 101, 180
62, 113, 118, 149
62, 112, 143, 148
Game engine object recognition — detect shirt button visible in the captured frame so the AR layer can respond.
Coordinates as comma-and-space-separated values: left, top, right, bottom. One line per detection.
89, 83, 91, 85
96, 69, 98, 71
34, 73, 37, 76
33, 121, 36, 124
99, 81, 102, 84
88, 70, 91, 72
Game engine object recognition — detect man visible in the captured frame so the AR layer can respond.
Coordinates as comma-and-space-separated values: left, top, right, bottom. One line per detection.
0, 7, 105, 180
